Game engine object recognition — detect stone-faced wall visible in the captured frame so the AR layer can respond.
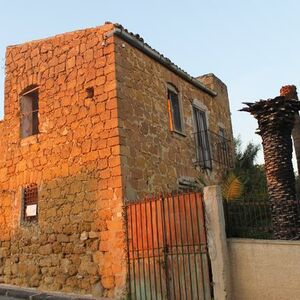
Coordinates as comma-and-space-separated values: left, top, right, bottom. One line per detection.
115, 37, 233, 200
0, 121, 11, 242
0, 24, 126, 298
0, 192, 12, 242
0, 22, 234, 298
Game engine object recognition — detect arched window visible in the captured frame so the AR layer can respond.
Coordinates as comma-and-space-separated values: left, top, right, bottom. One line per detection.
20, 86, 39, 138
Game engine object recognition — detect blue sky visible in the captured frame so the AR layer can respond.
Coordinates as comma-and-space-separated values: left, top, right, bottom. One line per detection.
1, 0, 300, 165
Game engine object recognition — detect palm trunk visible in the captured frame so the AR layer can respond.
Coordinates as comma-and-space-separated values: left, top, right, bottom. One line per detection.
241, 96, 300, 239
262, 128, 298, 239
292, 115, 300, 174
280, 85, 300, 174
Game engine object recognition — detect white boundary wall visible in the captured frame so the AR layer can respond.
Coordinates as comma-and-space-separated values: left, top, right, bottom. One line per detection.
228, 238, 300, 300
204, 186, 300, 300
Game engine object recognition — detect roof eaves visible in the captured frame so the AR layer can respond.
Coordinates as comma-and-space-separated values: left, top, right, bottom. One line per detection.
108, 24, 217, 97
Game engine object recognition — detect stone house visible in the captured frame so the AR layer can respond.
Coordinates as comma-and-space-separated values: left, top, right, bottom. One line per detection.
0, 22, 233, 298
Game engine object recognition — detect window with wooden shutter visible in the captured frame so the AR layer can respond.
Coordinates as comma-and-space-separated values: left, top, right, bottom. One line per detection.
20, 86, 39, 138
167, 85, 183, 134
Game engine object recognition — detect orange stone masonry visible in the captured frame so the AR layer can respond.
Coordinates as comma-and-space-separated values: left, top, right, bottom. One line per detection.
0, 23, 126, 298
0, 23, 234, 298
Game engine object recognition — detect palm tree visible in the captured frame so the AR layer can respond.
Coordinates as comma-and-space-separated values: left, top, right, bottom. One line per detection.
280, 85, 300, 174
223, 138, 267, 200
233, 138, 267, 196
241, 96, 300, 239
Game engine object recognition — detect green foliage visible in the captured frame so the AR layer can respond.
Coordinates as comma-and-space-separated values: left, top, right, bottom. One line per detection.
227, 137, 268, 200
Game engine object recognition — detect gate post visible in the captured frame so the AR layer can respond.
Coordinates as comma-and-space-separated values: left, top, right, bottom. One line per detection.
204, 186, 232, 300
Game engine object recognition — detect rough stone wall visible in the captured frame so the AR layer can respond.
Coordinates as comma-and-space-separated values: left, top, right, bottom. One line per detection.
0, 192, 12, 242
0, 121, 12, 241
0, 24, 126, 298
0, 22, 234, 298
115, 37, 233, 200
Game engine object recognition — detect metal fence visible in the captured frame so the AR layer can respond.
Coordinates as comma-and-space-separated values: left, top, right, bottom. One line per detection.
224, 199, 300, 240
125, 192, 211, 300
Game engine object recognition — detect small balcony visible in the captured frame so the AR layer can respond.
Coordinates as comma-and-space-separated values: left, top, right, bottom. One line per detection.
193, 130, 234, 170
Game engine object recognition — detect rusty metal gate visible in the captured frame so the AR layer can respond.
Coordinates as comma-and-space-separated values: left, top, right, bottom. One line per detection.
125, 192, 211, 300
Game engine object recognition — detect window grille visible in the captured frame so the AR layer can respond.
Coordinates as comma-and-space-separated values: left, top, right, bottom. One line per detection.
193, 107, 212, 169
22, 184, 38, 223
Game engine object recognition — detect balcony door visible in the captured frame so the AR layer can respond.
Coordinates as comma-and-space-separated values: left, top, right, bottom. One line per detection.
193, 107, 212, 169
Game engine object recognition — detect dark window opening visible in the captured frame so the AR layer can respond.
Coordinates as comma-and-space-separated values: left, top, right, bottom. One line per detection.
194, 107, 212, 169
20, 87, 39, 138
86, 87, 94, 98
22, 184, 38, 223
168, 89, 183, 133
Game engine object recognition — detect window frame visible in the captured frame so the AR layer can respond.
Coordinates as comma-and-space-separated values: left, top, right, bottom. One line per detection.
21, 184, 39, 224
167, 84, 184, 135
193, 105, 212, 170
219, 127, 227, 150
20, 86, 39, 139
218, 126, 231, 166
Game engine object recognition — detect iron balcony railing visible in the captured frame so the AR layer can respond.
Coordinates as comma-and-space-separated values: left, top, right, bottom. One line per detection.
193, 130, 234, 170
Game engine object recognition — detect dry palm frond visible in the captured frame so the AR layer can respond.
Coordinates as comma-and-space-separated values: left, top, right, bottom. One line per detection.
222, 172, 243, 201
